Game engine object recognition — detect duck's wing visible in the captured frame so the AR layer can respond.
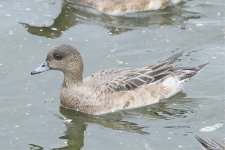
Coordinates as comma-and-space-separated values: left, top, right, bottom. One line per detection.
90, 53, 182, 93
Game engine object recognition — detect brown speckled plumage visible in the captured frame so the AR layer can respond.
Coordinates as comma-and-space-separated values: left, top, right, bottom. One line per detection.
31, 44, 208, 115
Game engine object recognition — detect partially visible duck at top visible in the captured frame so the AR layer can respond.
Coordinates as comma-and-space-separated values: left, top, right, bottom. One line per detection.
31, 44, 208, 115
65, 0, 183, 15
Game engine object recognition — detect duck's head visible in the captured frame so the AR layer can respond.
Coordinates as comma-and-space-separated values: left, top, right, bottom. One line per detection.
31, 44, 83, 82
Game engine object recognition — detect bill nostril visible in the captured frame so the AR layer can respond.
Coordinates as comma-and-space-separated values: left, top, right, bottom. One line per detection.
41, 62, 47, 67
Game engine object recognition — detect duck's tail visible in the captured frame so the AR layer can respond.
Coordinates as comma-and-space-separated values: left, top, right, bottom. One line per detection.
173, 63, 209, 82
151, 53, 208, 82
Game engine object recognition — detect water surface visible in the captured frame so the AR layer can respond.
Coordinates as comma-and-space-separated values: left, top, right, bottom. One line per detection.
0, 0, 224, 149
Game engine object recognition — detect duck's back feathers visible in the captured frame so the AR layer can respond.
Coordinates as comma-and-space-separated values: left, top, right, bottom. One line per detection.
88, 53, 207, 94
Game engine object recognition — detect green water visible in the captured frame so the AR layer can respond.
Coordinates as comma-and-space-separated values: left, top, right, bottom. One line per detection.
0, 0, 224, 149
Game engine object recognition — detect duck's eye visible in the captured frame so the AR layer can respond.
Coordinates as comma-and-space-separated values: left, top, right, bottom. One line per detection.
53, 54, 63, 60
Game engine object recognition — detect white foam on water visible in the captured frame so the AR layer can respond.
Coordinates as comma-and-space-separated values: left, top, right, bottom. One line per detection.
199, 123, 223, 132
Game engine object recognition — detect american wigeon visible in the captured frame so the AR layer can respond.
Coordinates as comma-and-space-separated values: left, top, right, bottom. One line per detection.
31, 44, 208, 115
66, 0, 182, 15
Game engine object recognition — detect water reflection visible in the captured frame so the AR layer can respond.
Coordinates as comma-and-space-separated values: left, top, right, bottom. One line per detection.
27, 93, 193, 149
36, 92, 192, 150
29, 144, 44, 150
21, 2, 200, 38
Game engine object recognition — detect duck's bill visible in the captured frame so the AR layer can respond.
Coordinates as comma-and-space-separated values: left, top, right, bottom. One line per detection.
31, 62, 50, 75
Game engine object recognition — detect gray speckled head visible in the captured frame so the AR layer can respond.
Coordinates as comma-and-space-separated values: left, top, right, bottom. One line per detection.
32, 44, 84, 85
46, 44, 83, 72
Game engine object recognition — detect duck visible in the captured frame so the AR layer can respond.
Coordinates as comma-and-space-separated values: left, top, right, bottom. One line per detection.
31, 44, 208, 115
65, 0, 183, 15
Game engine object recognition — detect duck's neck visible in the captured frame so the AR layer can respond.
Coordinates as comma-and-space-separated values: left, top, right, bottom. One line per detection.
63, 72, 83, 88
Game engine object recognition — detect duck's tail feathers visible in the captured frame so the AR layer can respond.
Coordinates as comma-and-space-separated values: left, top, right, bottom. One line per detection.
174, 62, 209, 82
195, 63, 209, 71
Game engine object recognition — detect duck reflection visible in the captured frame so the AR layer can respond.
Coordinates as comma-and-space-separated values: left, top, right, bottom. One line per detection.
28, 93, 192, 150
22, 2, 200, 38
42, 92, 192, 150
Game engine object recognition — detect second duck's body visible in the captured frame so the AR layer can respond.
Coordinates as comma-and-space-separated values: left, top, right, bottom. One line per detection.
66, 0, 182, 15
